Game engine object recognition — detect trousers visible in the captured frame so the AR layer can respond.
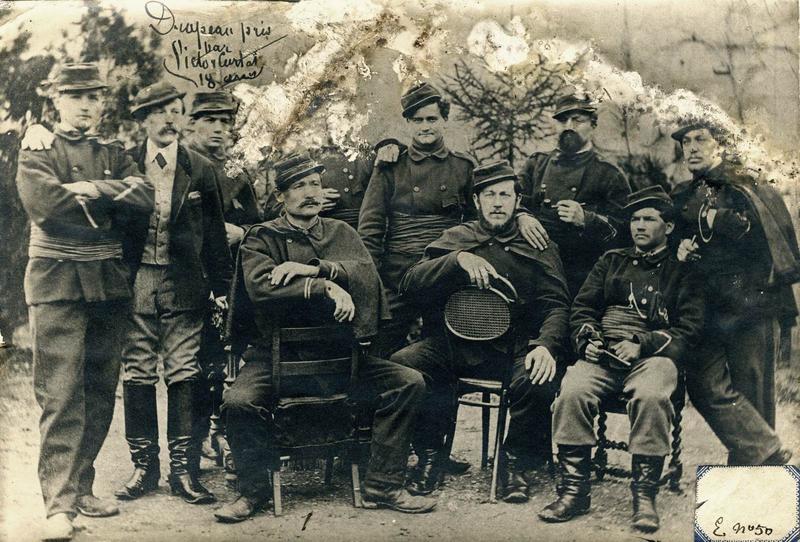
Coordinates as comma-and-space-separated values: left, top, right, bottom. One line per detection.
686, 316, 782, 464
390, 334, 561, 462
222, 353, 425, 496
552, 357, 678, 456
30, 300, 127, 517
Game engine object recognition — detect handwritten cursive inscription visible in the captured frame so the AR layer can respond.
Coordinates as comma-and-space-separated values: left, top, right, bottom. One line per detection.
713, 516, 774, 538
145, 0, 286, 88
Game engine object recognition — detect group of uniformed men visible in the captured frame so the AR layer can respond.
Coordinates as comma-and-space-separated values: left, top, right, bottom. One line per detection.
16, 63, 800, 541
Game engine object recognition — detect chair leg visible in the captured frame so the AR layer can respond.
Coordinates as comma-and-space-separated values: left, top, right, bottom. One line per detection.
443, 400, 459, 462
272, 470, 283, 516
489, 390, 509, 504
324, 453, 335, 486
594, 409, 608, 481
350, 462, 362, 508
481, 392, 491, 469
666, 406, 684, 493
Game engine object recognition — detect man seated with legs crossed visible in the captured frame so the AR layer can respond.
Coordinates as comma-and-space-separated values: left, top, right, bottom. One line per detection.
215, 153, 436, 522
392, 160, 571, 502
539, 186, 704, 533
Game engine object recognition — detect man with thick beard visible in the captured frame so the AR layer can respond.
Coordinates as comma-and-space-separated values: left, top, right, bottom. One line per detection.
391, 160, 570, 501
519, 94, 631, 298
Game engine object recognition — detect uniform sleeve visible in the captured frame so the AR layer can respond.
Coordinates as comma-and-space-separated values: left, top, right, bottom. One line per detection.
461, 163, 477, 222
518, 155, 540, 210
201, 164, 234, 297
635, 269, 705, 363
398, 250, 467, 303
241, 231, 326, 304
357, 167, 391, 268
570, 254, 611, 356
583, 166, 631, 243
16, 148, 96, 226
527, 249, 571, 357
711, 189, 753, 239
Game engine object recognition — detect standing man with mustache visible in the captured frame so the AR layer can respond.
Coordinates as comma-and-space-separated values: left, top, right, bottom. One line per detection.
16, 63, 154, 541
520, 94, 632, 298
670, 121, 797, 466
114, 82, 233, 505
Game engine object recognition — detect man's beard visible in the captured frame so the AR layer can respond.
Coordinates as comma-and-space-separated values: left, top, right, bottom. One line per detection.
479, 213, 514, 233
558, 130, 586, 154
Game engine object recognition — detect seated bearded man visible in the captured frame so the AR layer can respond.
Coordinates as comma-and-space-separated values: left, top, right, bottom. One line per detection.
539, 186, 704, 533
215, 153, 436, 522
391, 160, 571, 502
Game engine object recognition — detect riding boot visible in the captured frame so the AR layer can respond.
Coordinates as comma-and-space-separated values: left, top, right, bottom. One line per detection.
501, 451, 529, 503
115, 384, 160, 500
631, 455, 665, 533
167, 381, 216, 504
538, 445, 592, 522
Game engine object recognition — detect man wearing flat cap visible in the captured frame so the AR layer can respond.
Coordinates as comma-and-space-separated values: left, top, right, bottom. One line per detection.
359, 82, 547, 360
216, 153, 436, 521
670, 121, 798, 465
539, 186, 704, 533
519, 93, 632, 298
113, 81, 232, 506
16, 63, 154, 540
392, 160, 571, 500
185, 90, 261, 478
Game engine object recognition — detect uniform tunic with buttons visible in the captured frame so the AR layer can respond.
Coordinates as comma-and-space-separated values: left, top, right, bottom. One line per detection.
520, 149, 631, 297
358, 147, 475, 293
553, 246, 705, 457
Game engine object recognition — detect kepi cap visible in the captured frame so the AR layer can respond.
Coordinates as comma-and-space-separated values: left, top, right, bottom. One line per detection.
622, 185, 673, 216
190, 91, 237, 117
274, 152, 326, 191
553, 94, 597, 121
50, 63, 108, 93
472, 159, 518, 194
401, 82, 443, 118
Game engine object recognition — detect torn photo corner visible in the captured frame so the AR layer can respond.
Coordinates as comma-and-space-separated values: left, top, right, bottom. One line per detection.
0, 1, 798, 541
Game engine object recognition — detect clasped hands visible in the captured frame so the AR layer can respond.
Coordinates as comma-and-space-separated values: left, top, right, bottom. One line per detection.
269, 262, 354, 322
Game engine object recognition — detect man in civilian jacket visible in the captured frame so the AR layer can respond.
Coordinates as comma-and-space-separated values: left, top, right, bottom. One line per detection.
114, 82, 233, 506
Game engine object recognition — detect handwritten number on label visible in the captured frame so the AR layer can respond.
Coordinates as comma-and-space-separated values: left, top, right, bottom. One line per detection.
716, 518, 773, 538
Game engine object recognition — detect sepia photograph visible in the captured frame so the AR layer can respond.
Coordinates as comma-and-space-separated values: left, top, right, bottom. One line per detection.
0, 0, 798, 540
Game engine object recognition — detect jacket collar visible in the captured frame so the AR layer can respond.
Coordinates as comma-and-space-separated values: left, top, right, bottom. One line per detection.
408, 136, 449, 162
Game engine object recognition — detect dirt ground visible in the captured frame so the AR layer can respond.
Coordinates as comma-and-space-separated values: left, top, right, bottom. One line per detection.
1, 349, 798, 542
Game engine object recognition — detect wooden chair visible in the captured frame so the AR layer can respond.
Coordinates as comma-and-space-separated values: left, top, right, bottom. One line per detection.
440, 277, 517, 503
593, 372, 686, 493
268, 324, 366, 515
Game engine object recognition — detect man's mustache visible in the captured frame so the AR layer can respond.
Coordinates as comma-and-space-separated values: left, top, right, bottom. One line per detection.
300, 199, 321, 207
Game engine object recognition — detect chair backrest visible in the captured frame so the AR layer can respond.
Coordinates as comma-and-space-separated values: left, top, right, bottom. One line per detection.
270, 324, 358, 399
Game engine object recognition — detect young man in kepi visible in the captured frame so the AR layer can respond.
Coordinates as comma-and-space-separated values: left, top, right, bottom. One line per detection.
670, 120, 797, 465
16, 63, 154, 541
215, 153, 435, 522
539, 186, 704, 533
391, 160, 571, 501
114, 82, 232, 505
184, 90, 261, 481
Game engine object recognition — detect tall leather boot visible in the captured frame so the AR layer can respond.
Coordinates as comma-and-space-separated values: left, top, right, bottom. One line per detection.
189, 380, 212, 477
502, 451, 529, 503
631, 455, 665, 533
538, 445, 592, 522
167, 381, 216, 504
407, 447, 442, 496
115, 383, 160, 500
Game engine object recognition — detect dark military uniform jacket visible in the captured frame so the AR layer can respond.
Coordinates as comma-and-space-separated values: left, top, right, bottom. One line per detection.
125, 141, 233, 310
671, 161, 800, 328
520, 148, 631, 296
571, 247, 705, 365
187, 142, 261, 232
358, 144, 475, 293
399, 220, 570, 364
16, 126, 154, 304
